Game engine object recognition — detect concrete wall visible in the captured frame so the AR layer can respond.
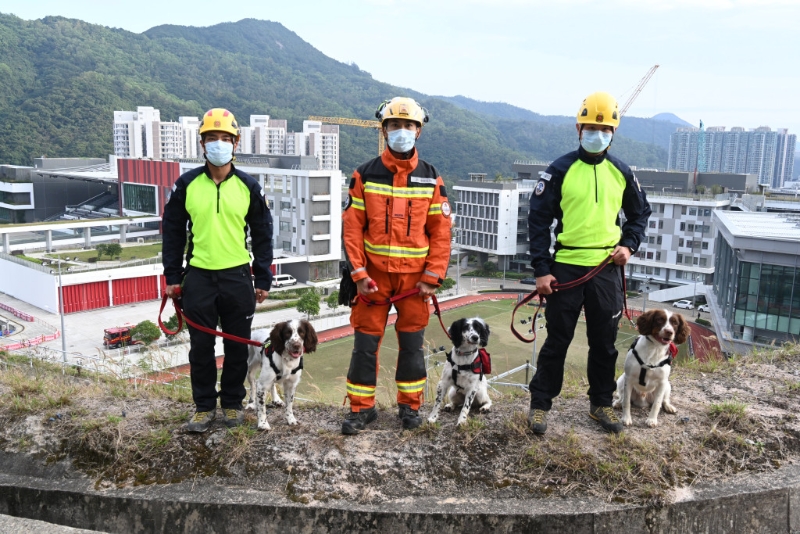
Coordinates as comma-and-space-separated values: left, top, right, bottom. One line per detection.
0, 258, 58, 312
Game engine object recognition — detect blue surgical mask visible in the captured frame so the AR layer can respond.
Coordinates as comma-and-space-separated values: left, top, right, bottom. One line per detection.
387, 129, 416, 153
580, 130, 613, 153
205, 140, 234, 167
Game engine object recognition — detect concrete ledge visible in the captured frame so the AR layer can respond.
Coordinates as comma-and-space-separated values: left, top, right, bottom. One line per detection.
0, 464, 798, 533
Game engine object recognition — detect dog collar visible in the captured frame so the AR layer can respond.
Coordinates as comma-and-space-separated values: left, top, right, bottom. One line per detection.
631, 337, 674, 387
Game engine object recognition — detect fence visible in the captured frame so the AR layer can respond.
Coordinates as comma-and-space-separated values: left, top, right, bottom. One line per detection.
0, 302, 34, 322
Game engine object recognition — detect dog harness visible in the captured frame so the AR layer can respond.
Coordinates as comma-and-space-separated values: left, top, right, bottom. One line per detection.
262, 341, 303, 380
447, 348, 491, 390
629, 336, 678, 386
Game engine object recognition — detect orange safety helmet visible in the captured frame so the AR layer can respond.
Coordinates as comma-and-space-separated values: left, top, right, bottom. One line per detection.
199, 108, 239, 138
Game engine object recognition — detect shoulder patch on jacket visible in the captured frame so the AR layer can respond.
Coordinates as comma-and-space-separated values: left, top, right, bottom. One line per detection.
535, 181, 546, 196
538, 171, 552, 181
410, 176, 437, 185
441, 201, 451, 217
349, 177, 356, 189
439, 185, 448, 198
344, 195, 352, 210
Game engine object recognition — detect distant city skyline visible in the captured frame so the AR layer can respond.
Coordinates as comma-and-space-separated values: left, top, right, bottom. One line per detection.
2, 0, 799, 141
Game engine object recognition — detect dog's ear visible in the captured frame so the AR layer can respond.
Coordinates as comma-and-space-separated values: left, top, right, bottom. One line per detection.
477, 319, 490, 347
674, 314, 691, 345
300, 320, 318, 353
449, 318, 465, 348
636, 311, 654, 336
270, 322, 287, 355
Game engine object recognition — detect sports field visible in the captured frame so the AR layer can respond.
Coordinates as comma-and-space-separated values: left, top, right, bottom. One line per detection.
295, 299, 690, 406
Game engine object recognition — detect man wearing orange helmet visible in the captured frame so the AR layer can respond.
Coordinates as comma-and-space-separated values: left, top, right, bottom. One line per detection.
162, 108, 274, 432
341, 97, 451, 434
526, 92, 651, 435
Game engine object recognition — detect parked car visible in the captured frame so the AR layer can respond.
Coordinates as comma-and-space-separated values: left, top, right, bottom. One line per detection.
272, 274, 297, 287
697, 304, 710, 313
520, 278, 537, 286
673, 300, 694, 310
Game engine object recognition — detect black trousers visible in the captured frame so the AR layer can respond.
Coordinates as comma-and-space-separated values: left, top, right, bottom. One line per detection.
529, 262, 623, 411
182, 265, 255, 412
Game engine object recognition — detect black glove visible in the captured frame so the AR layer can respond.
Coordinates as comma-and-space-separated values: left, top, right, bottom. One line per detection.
338, 267, 358, 307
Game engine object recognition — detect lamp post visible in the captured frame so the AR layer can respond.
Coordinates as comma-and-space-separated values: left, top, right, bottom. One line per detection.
56, 257, 67, 363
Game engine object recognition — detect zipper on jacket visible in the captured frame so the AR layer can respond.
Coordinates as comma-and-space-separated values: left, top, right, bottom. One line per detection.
406, 200, 412, 236
385, 199, 390, 233
216, 183, 222, 213
593, 165, 598, 203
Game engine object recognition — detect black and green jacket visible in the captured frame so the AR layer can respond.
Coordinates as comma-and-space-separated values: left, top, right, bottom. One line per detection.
528, 147, 651, 277
162, 164, 274, 290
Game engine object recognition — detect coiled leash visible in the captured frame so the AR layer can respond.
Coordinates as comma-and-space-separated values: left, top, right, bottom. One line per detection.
158, 287, 264, 348
510, 256, 635, 343
357, 288, 452, 341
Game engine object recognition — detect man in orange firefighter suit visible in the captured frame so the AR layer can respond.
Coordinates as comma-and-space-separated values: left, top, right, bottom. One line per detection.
341, 97, 452, 434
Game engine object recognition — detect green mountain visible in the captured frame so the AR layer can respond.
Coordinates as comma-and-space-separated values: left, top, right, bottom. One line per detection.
0, 14, 669, 179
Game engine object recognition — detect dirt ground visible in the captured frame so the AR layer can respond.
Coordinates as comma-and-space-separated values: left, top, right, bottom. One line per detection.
0, 345, 799, 508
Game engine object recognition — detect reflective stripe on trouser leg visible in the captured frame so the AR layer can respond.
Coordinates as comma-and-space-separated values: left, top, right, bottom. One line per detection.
346, 331, 381, 411
396, 329, 426, 410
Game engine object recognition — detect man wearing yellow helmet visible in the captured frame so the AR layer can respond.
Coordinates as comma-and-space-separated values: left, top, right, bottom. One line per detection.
526, 92, 651, 435
340, 97, 452, 434
162, 108, 274, 432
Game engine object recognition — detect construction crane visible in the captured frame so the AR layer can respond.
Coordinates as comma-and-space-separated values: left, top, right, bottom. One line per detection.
308, 116, 384, 156
619, 64, 660, 117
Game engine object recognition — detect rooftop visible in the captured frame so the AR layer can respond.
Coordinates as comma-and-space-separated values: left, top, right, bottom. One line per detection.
714, 211, 800, 242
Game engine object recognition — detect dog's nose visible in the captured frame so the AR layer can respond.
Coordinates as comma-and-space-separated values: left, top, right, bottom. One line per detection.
468, 335, 479, 343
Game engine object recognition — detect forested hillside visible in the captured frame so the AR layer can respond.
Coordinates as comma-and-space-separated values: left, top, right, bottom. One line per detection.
0, 14, 671, 178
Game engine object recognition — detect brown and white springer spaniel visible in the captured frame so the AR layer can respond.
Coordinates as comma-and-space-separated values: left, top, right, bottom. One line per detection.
613, 309, 690, 427
246, 320, 318, 430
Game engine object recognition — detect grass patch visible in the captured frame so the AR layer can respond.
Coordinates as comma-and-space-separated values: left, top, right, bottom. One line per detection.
709, 400, 747, 420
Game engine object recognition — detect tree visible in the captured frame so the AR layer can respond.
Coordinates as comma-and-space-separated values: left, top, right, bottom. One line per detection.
436, 277, 456, 294
162, 313, 181, 340
296, 290, 321, 319
483, 261, 497, 274
325, 290, 340, 312
106, 243, 123, 259
131, 320, 161, 345
95, 243, 108, 259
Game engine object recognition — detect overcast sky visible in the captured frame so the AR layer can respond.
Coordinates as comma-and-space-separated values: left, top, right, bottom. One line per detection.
2, 0, 799, 138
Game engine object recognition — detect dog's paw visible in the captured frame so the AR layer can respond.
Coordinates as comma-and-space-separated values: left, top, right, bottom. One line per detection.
646, 418, 659, 428
443, 403, 454, 412
456, 417, 468, 426
427, 415, 439, 423
612, 399, 620, 409
286, 416, 298, 426
245, 401, 255, 411
257, 422, 271, 431
663, 403, 677, 414
272, 398, 285, 408
478, 404, 491, 413
622, 415, 633, 426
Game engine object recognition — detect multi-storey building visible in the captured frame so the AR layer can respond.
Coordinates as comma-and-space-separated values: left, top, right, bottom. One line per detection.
113, 106, 161, 158
303, 121, 340, 171
178, 117, 201, 159
668, 126, 796, 188
453, 173, 533, 273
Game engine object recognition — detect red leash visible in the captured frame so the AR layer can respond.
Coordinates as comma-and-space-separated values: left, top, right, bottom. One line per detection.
358, 288, 451, 340
510, 256, 635, 344
158, 287, 263, 348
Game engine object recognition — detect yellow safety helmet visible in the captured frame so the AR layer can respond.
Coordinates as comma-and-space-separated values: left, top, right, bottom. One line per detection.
199, 108, 240, 138
576, 92, 620, 129
375, 97, 429, 126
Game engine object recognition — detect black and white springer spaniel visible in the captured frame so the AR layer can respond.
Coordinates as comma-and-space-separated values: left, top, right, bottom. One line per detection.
428, 317, 492, 426
613, 309, 690, 427
246, 320, 318, 430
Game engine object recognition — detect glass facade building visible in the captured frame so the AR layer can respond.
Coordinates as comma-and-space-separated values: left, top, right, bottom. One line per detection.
712, 211, 800, 349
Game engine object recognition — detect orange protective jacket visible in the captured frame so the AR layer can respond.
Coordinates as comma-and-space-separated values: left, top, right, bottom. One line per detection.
343, 149, 452, 287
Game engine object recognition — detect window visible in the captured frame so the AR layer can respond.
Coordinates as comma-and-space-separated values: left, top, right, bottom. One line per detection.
301, 239, 305, 245
656, 252, 662, 261
680, 223, 686, 231
279, 221, 291, 232
679, 238, 684, 247
646, 251, 654, 260
681, 206, 687, 215
122, 183, 157, 214
648, 236, 655, 244
700, 258, 707, 267
702, 241, 709, 250
645, 266, 653, 274
657, 236, 662, 245
693, 257, 699, 265
280, 201, 291, 210
282, 241, 291, 251
689, 208, 697, 216
658, 220, 664, 229
292, 227, 296, 233
649, 220, 656, 229
654, 268, 661, 275
301, 198, 305, 204
677, 254, 683, 263
703, 209, 711, 217
267, 199, 274, 210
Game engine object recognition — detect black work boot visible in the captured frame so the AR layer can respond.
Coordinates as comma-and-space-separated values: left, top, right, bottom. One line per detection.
341, 406, 378, 435
528, 408, 548, 435
398, 403, 422, 430
589, 404, 623, 434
